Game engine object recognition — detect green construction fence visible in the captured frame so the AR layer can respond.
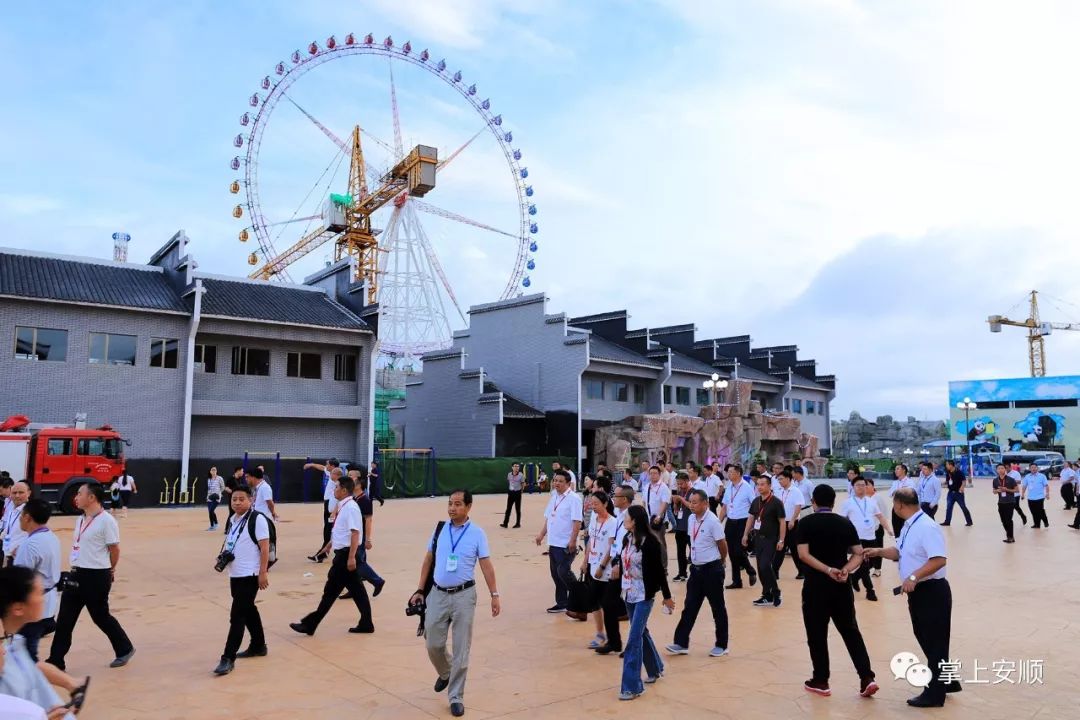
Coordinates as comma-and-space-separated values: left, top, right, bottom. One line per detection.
378, 455, 561, 498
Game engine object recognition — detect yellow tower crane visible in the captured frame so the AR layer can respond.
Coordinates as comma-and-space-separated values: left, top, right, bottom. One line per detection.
988, 290, 1080, 377
250, 126, 437, 305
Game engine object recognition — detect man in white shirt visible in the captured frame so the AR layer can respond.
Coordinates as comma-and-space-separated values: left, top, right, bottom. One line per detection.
45, 483, 135, 671
840, 478, 884, 601
791, 467, 815, 516
305, 463, 341, 563
1059, 460, 1077, 512
1006, 465, 1029, 526
773, 469, 806, 580
718, 465, 757, 589
2, 480, 29, 566
864, 488, 954, 708
916, 462, 942, 519
703, 466, 724, 515
535, 470, 583, 613
666, 489, 729, 658
887, 464, 917, 536
291, 476, 374, 635
13, 498, 61, 661
637, 460, 651, 494
643, 466, 672, 572
213, 485, 270, 676
246, 467, 278, 521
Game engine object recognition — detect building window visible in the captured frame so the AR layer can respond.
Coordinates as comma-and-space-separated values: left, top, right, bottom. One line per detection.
287, 352, 322, 379
806, 400, 815, 415
696, 388, 710, 405
818, 402, 826, 416
89, 333, 136, 366
633, 383, 645, 403
47, 438, 72, 455
231, 346, 270, 376
613, 382, 629, 402
663, 385, 672, 404
14, 326, 68, 362
149, 337, 179, 369
676, 386, 691, 406
194, 344, 217, 373
783, 397, 790, 411
792, 398, 803, 414
586, 379, 605, 400
334, 353, 357, 382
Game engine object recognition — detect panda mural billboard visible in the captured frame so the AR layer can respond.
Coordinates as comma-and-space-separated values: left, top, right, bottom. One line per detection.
949, 376, 1079, 459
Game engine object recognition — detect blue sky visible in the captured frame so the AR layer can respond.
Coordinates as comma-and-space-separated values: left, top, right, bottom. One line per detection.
4, 1, 1080, 420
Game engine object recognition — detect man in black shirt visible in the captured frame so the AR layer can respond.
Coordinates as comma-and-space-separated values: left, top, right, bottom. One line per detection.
743, 476, 786, 608
796, 484, 878, 699
940, 460, 973, 527
992, 463, 1019, 543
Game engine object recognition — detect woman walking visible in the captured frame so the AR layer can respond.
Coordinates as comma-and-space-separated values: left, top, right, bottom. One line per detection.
615, 505, 674, 701
206, 466, 225, 531
111, 469, 137, 518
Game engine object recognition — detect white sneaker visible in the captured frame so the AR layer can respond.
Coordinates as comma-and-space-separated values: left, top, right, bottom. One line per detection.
709, 647, 729, 658
665, 644, 689, 655
588, 634, 606, 649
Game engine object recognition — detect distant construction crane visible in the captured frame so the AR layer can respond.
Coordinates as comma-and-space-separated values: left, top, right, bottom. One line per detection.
988, 290, 1080, 377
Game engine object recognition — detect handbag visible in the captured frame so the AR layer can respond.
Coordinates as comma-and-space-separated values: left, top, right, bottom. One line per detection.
564, 569, 590, 621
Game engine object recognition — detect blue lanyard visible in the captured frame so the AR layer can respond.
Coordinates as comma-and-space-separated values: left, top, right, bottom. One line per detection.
897, 511, 924, 552
855, 498, 871, 519
225, 512, 250, 550
447, 522, 470, 553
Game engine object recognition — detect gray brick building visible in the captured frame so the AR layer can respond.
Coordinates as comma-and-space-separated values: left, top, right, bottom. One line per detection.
390, 294, 836, 471
0, 231, 377, 502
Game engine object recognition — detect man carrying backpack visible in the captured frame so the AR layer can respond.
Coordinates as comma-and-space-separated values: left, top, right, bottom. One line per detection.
213, 485, 271, 676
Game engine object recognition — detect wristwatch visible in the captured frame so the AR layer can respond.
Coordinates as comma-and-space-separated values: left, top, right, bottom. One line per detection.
490, 591, 500, 598
908, 574, 917, 583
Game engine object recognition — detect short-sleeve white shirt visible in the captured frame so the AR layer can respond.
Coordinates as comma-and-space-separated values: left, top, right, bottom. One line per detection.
777, 484, 805, 523
610, 508, 629, 560
723, 480, 753, 520
71, 511, 120, 569
587, 515, 618, 580
842, 496, 880, 541
2, 503, 26, 557
897, 511, 947, 581
330, 497, 363, 550
253, 481, 273, 515
544, 490, 583, 547
704, 474, 723, 499
643, 481, 672, 519
688, 510, 725, 565
227, 511, 270, 577
322, 473, 339, 513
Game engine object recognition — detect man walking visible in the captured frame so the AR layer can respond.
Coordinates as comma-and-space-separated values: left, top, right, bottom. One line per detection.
796, 484, 878, 699
940, 459, 973, 526
213, 485, 270, 676
743, 476, 786, 607
840, 478, 884, 601
409, 490, 500, 718
305, 462, 341, 563
2, 480, 29, 566
992, 463, 1020, 542
369, 460, 385, 506
774, 468, 805, 580
1007, 464, 1029, 525
666, 489, 729, 658
290, 476, 375, 636
642, 466, 672, 572
46, 483, 135, 671
1060, 461, 1077, 511
864, 488, 955, 708
719, 465, 757, 589
916, 462, 942, 519
888, 465, 917, 536
535, 470, 583, 613
246, 467, 279, 521
13, 498, 61, 661
500, 463, 524, 528
1021, 462, 1050, 529
670, 473, 694, 581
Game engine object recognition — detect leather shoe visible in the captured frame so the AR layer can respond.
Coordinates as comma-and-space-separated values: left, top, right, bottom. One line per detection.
373, 580, 385, 598
110, 648, 136, 668
289, 622, 314, 636
451, 702, 465, 717
235, 646, 267, 658
348, 623, 375, 634
748, 573, 758, 587
594, 644, 621, 655
725, 582, 743, 590
434, 675, 450, 692
906, 694, 945, 708
945, 681, 963, 694
213, 657, 234, 676
339, 591, 353, 600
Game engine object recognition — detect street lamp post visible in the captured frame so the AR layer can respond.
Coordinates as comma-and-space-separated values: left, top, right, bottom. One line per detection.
956, 397, 978, 479
882, 447, 894, 469
857, 446, 869, 473
703, 373, 729, 420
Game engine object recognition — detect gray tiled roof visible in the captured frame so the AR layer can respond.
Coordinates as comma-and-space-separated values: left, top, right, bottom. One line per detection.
198, 277, 370, 331
589, 336, 664, 368
0, 250, 187, 312
667, 350, 726, 376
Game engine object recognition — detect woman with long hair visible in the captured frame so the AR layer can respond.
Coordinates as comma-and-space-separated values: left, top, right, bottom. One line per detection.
206, 466, 224, 531
615, 505, 674, 700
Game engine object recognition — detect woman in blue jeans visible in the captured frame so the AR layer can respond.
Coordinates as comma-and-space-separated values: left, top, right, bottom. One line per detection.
614, 505, 674, 700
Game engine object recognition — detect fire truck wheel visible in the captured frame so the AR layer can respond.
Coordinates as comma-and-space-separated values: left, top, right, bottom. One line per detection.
60, 486, 81, 515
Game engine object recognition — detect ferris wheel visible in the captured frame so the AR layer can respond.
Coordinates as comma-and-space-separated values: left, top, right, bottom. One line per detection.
229, 33, 540, 359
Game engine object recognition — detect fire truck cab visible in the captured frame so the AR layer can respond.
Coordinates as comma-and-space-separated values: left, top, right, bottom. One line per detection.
0, 415, 126, 513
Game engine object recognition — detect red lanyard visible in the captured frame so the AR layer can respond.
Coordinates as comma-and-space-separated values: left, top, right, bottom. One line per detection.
756, 495, 772, 522
589, 516, 609, 554
552, 491, 569, 514
690, 514, 704, 560
75, 512, 102, 544
622, 545, 635, 575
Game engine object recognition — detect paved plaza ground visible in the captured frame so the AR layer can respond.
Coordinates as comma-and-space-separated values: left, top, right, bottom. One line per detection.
55, 488, 1076, 720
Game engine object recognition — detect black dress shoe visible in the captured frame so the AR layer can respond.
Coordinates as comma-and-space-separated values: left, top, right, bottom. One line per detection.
945, 681, 963, 694
339, 591, 353, 600
725, 582, 743, 590
434, 675, 450, 692
372, 580, 385, 597
906, 694, 945, 708
289, 622, 314, 636
594, 644, 621, 655
1069, 524, 1080, 529
235, 646, 268, 658
348, 623, 375, 634
451, 702, 465, 717
748, 573, 758, 587
213, 657, 234, 676
499, 523, 508, 528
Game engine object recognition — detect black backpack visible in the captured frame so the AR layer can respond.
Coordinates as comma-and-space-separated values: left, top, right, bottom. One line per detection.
226, 510, 278, 569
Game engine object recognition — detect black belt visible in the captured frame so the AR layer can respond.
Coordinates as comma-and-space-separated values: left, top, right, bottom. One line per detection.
691, 559, 723, 569
72, 567, 110, 573
434, 580, 475, 594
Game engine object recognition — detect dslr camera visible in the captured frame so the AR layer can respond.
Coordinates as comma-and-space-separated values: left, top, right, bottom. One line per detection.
214, 551, 235, 573
56, 571, 79, 593
405, 598, 426, 617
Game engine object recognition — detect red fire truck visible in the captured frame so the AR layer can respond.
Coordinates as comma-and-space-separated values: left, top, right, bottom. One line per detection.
0, 415, 127, 513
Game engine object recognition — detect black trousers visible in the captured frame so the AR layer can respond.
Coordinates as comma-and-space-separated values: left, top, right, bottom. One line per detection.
548, 547, 576, 607
301, 548, 372, 631
674, 530, 690, 577
321, 500, 332, 549
920, 502, 939, 519
673, 560, 728, 649
891, 510, 904, 538
599, 578, 624, 650
47, 568, 133, 670
708, 498, 720, 515
907, 579, 952, 703
802, 582, 873, 682
1013, 500, 1028, 524
773, 521, 803, 577
849, 540, 874, 592
998, 504, 1015, 539
503, 490, 522, 526
223, 575, 265, 659
20, 617, 56, 662
724, 518, 755, 583
869, 526, 884, 570
943, 491, 973, 525
754, 534, 779, 599
1028, 498, 1049, 528
1062, 483, 1076, 510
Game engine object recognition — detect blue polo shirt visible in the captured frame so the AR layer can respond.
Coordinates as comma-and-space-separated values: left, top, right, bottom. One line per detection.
428, 520, 490, 588
1022, 472, 1049, 501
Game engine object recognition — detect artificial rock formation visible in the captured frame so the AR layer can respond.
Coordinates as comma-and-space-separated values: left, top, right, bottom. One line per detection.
592, 379, 828, 475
